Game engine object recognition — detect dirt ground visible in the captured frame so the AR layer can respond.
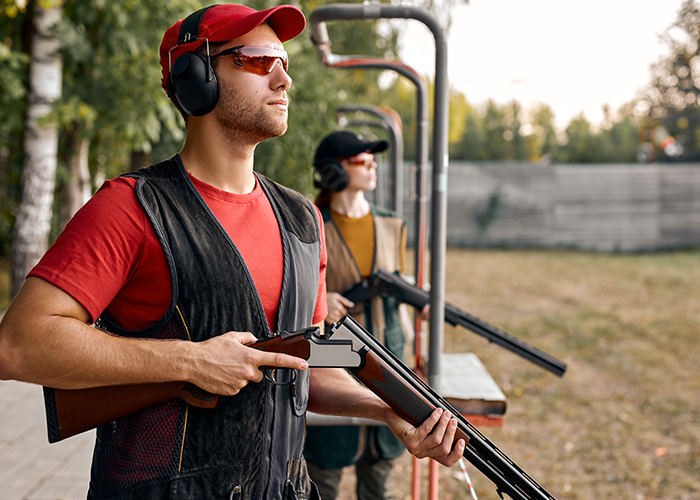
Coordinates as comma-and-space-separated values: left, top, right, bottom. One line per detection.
336, 248, 700, 500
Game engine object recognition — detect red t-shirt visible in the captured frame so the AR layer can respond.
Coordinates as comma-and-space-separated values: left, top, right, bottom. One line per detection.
30, 173, 327, 332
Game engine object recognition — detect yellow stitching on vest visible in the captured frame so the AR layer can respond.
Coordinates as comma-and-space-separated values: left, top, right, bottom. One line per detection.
179, 404, 189, 471
176, 305, 191, 470
176, 305, 192, 341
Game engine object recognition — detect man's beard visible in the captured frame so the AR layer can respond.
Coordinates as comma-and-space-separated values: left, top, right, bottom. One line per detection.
215, 77, 288, 143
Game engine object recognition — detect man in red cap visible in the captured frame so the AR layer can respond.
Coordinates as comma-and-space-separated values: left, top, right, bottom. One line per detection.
0, 5, 465, 500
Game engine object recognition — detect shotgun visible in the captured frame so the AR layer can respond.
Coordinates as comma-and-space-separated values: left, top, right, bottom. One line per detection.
44, 316, 557, 499
343, 268, 567, 377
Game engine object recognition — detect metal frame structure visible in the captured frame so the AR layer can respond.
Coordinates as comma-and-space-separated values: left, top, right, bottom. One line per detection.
309, 4, 449, 499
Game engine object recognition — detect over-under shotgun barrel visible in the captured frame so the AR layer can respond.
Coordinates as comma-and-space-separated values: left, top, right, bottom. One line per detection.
343, 268, 567, 377
331, 315, 557, 500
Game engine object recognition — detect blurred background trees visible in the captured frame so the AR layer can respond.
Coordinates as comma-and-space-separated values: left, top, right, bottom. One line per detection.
1, 0, 699, 293
637, 0, 700, 161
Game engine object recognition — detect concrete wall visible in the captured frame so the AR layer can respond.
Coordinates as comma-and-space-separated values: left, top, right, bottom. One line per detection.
372, 161, 700, 252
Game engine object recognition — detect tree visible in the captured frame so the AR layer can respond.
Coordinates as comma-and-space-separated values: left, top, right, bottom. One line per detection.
560, 114, 599, 163
526, 103, 558, 162
451, 107, 485, 160
480, 99, 508, 160
504, 100, 527, 161
639, 0, 700, 159
12, 0, 63, 295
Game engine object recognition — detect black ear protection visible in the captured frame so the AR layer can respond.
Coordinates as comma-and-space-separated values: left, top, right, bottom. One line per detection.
313, 158, 349, 192
167, 5, 219, 117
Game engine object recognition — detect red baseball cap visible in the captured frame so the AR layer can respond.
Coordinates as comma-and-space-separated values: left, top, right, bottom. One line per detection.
159, 3, 306, 92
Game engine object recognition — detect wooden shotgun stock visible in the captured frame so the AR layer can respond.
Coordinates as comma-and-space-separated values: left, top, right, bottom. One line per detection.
43, 327, 316, 443
329, 316, 557, 500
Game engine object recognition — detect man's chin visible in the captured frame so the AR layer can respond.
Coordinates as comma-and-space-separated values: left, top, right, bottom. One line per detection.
268, 123, 288, 138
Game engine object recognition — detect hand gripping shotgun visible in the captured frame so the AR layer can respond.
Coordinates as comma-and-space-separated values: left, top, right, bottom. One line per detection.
44, 316, 556, 500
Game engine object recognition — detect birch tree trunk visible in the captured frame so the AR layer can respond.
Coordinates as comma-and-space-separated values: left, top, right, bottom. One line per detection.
11, 1, 63, 296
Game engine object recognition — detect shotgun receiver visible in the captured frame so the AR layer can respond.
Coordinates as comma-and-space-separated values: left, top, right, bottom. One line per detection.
343, 268, 567, 377
328, 315, 557, 500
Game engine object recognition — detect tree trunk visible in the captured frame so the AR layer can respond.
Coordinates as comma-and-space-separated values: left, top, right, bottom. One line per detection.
11, 2, 63, 296
61, 126, 92, 229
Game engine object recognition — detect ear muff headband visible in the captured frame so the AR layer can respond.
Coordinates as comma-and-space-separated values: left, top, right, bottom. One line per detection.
314, 158, 348, 192
168, 5, 219, 117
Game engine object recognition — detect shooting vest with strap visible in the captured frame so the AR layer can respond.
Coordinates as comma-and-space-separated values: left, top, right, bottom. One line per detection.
88, 156, 321, 500
304, 203, 406, 469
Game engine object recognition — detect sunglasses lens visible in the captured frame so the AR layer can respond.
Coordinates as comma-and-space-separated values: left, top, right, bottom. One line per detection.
237, 47, 288, 76
347, 156, 373, 167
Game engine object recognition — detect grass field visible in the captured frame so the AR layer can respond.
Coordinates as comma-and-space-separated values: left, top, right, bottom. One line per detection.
1, 249, 698, 499
338, 248, 700, 500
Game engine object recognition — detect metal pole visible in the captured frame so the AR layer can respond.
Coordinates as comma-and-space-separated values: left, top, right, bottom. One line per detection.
337, 105, 403, 213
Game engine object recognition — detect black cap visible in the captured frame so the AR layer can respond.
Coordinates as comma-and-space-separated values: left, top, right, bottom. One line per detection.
314, 131, 389, 164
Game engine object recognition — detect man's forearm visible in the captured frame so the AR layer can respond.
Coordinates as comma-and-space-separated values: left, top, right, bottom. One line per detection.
0, 277, 310, 396
0, 278, 192, 389
307, 367, 390, 423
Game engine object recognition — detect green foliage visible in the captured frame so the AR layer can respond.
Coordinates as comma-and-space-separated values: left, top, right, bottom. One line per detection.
448, 99, 640, 163
56, 0, 202, 180
0, 5, 31, 256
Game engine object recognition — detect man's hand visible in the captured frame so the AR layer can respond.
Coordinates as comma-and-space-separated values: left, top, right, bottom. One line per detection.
325, 292, 354, 323
384, 406, 467, 467
188, 331, 309, 396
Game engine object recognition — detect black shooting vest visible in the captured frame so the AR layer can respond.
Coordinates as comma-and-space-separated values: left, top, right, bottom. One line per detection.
88, 156, 321, 500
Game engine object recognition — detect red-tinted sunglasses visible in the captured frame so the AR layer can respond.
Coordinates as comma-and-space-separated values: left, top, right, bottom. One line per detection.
211, 45, 288, 76
345, 154, 375, 167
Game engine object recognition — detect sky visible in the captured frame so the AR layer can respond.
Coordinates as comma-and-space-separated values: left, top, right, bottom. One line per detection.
398, 0, 687, 130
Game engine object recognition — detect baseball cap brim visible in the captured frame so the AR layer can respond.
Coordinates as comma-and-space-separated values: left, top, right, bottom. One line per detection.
350, 139, 389, 157
315, 131, 390, 163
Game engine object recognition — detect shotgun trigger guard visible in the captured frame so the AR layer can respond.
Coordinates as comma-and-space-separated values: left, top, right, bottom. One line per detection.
182, 382, 217, 402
